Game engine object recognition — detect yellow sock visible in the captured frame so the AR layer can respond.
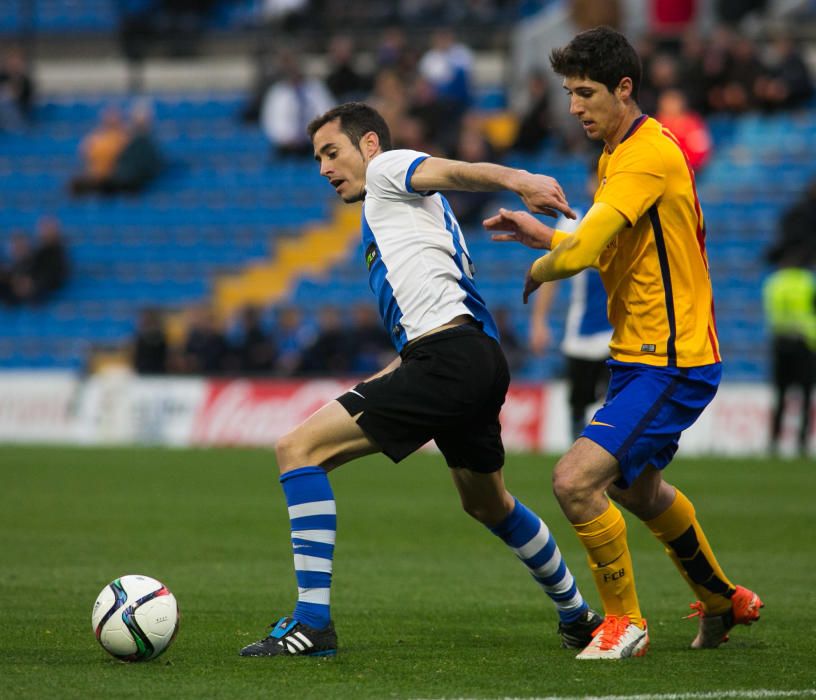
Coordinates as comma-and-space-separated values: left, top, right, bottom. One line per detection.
645, 488, 735, 615
573, 502, 644, 628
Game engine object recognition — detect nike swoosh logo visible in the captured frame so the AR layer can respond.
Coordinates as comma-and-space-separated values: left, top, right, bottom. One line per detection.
597, 553, 623, 568
590, 420, 615, 428
350, 389, 365, 399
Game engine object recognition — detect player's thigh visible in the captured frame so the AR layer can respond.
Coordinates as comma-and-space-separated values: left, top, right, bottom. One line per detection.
276, 399, 379, 473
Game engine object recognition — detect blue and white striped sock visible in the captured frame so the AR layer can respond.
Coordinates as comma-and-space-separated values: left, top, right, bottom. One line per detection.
280, 466, 336, 630
490, 498, 588, 623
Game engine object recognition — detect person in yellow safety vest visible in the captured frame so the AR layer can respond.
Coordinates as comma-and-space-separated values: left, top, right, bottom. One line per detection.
762, 255, 816, 456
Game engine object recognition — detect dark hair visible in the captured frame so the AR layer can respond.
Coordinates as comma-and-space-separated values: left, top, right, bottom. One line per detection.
550, 26, 642, 99
307, 102, 392, 152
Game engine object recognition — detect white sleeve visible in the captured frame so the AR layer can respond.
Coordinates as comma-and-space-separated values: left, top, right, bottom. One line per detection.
365, 149, 432, 201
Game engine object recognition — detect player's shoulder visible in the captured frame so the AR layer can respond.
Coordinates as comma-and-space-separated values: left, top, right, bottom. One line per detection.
637, 117, 688, 165
610, 119, 667, 172
366, 149, 432, 197
368, 149, 430, 178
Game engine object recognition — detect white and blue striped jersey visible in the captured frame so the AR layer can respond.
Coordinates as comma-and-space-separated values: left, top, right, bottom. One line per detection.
361, 149, 498, 352
555, 210, 612, 361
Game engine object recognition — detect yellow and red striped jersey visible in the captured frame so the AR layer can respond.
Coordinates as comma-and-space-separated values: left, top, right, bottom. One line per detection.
594, 115, 720, 368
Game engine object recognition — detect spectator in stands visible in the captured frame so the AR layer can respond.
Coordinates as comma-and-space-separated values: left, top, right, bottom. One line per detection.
260, 51, 334, 158
656, 88, 712, 171
297, 305, 353, 376
258, 0, 309, 33
762, 251, 816, 457
157, 0, 217, 57
182, 305, 228, 374
107, 100, 163, 194
230, 305, 277, 374
637, 52, 679, 117
0, 218, 69, 305
511, 70, 552, 153
716, 0, 767, 24
273, 305, 313, 376
0, 233, 34, 306
132, 308, 169, 374
417, 29, 473, 117
325, 35, 370, 103
648, 0, 698, 50
375, 26, 420, 85
676, 30, 709, 114
69, 106, 130, 197
71, 103, 162, 196
118, 0, 158, 92
241, 47, 279, 124
406, 74, 462, 156
348, 303, 393, 375
367, 68, 410, 138
708, 35, 764, 114
391, 113, 436, 154
375, 26, 410, 74
569, 0, 621, 30
766, 180, 816, 267
754, 33, 814, 112
28, 216, 69, 302
0, 46, 34, 130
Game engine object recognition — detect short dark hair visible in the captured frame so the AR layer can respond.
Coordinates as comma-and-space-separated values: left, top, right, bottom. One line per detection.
550, 26, 641, 99
307, 102, 392, 152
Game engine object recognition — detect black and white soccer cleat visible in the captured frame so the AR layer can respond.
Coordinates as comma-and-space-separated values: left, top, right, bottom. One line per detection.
239, 616, 337, 657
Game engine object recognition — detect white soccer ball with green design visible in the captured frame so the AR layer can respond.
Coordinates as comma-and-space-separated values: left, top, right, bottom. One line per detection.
92, 574, 179, 662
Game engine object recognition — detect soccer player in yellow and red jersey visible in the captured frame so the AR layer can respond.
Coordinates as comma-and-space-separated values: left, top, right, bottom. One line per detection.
487, 26, 763, 659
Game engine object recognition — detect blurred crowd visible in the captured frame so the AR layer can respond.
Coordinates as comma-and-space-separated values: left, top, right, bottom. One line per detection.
4, 0, 816, 383
131, 301, 526, 377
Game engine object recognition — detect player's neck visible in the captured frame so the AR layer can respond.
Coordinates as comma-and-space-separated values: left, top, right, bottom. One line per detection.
604, 106, 644, 153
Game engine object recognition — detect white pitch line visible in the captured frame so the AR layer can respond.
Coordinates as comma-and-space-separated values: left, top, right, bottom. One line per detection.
417, 690, 816, 700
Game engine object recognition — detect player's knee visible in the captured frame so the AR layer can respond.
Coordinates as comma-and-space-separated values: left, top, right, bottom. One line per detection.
275, 430, 311, 473
552, 458, 594, 510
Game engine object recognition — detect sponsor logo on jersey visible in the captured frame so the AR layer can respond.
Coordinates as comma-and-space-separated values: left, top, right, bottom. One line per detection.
365, 242, 379, 270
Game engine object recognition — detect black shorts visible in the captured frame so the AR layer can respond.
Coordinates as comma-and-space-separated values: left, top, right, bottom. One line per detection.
336, 322, 510, 472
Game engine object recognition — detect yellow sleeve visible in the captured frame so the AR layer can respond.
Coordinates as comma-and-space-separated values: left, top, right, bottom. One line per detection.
596, 142, 666, 225
550, 229, 570, 249
530, 203, 628, 282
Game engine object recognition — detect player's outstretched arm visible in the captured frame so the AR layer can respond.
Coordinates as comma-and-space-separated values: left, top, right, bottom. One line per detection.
410, 157, 577, 219
485, 208, 559, 249
488, 202, 627, 302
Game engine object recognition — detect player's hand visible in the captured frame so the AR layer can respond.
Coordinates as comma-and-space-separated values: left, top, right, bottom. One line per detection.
485, 208, 554, 249
517, 173, 577, 219
523, 265, 542, 305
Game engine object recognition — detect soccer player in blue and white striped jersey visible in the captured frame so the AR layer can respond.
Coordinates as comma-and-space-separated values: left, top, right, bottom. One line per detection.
239, 102, 602, 658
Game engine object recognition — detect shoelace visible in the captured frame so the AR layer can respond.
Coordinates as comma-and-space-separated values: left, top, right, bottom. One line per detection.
596, 615, 633, 651
684, 600, 705, 620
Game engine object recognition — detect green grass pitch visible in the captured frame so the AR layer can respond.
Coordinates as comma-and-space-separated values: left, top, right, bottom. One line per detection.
1, 445, 814, 699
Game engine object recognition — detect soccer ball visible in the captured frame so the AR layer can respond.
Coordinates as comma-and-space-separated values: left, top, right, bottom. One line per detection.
92, 574, 179, 662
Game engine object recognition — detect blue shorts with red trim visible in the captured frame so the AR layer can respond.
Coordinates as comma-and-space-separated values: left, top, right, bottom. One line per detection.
581, 360, 721, 489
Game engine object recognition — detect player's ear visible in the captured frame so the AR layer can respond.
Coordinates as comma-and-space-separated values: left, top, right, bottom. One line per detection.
360, 130, 380, 159
616, 77, 634, 101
